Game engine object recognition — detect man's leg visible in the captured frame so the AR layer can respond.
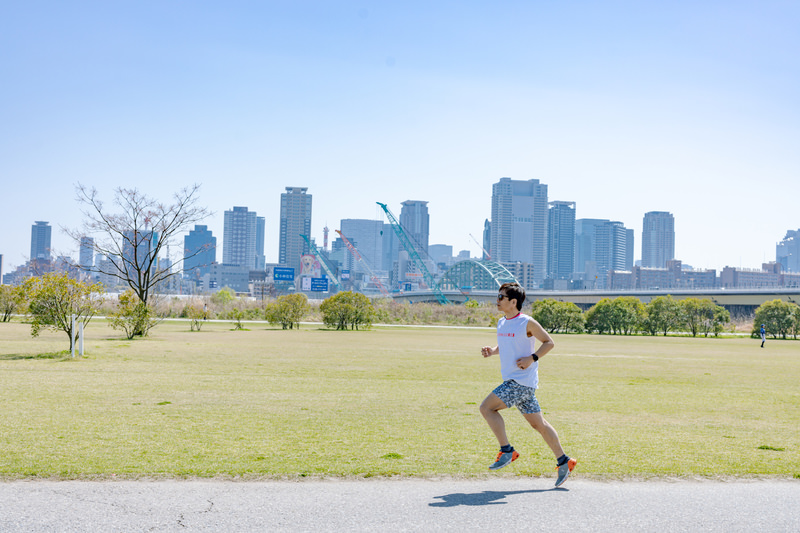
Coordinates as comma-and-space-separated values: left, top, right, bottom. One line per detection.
481, 392, 520, 470
480, 393, 509, 446
524, 411, 577, 486
522, 411, 564, 458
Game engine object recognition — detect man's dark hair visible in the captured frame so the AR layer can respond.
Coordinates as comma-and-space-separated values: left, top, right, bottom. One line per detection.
499, 282, 525, 311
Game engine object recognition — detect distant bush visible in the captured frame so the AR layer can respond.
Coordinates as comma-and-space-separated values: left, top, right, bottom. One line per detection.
530, 299, 585, 333
753, 299, 799, 340
320, 291, 375, 330
265, 293, 310, 330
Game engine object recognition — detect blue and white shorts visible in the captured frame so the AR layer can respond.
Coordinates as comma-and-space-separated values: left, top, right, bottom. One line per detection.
492, 380, 541, 414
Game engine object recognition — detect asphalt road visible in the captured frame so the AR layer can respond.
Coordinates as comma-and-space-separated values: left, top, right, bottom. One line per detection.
2, 478, 798, 532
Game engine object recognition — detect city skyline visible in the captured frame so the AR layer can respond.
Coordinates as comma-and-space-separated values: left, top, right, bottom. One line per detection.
1, 2, 798, 275
2, 185, 799, 279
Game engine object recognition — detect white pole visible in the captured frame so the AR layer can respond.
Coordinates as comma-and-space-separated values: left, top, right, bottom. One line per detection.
79, 320, 84, 356
71, 314, 76, 358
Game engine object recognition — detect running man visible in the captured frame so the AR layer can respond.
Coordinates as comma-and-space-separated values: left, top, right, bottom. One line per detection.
480, 282, 577, 487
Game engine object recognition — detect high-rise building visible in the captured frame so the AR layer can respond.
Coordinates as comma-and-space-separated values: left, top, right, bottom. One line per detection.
428, 244, 454, 270
547, 201, 576, 280
256, 216, 266, 271
30, 221, 52, 262
380, 223, 398, 274
399, 200, 430, 256
223, 207, 259, 270
641, 211, 675, 268
279, 187, 312, 275
122, 230, 157, 274
184, 225, 217, 280
340, 219, 384, 273
777, 229, 800, 272
79, 237, 94, 277
482, 219, 491, 261
574, 218, 632, 289
490, 178, 549, 283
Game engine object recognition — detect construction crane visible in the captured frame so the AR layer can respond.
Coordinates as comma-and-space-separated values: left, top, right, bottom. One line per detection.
469, 233, 492, 260
335, 229, 390, 297
376, 202, 450, 305
299, 234, 342, 289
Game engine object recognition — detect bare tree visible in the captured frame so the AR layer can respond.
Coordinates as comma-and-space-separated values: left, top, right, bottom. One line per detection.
66, 184, 212, 308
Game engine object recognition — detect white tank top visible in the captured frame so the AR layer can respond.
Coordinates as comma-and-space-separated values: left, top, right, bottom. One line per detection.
497, 313, 539, 389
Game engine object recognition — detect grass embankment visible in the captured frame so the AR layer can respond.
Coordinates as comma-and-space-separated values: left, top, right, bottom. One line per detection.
0, 320, 797, 479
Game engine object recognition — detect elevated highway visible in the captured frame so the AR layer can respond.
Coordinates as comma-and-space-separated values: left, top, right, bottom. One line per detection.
390, 288, 800, 316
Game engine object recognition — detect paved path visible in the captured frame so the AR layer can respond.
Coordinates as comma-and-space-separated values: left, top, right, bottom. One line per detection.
2, 478, 798, 532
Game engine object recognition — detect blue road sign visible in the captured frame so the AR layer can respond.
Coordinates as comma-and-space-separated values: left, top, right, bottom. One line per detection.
274, 267, 295, 281
310, 277, 329, 292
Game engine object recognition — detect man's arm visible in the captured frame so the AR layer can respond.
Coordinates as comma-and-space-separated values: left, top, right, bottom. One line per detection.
516, 318, 554, 369
481, 345, 499, 358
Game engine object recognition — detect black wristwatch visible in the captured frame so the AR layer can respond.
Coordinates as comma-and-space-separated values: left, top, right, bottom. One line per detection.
532, 353, 539, 362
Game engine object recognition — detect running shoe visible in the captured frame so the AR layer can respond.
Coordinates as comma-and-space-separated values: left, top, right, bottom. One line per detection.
555, 457, 577, 487
489, 450, 519, 470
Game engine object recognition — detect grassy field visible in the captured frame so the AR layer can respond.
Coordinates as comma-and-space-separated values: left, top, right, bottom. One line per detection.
1, 319, 798, 480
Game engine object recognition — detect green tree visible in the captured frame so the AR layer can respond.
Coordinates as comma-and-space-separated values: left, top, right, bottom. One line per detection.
0, 284, 25, 322
320, 291, 375, 330
610, 296, 645, 335
211, 287, 236, 309
556, 300, 586, 333
228, 308, 246, 330
644, 295, 682, 336
585, 298, 614, 334
753, 299, 797, 340
793, 304, 800, 340
21, 273, 104, 351
679, 297, 727, 337
530, 299, 585, 333
108, 289, 158, 339
530, 299, 559, 331
266, 293, 311, 330
184, 303, 205, 332
680, 298, 704, 337
710, 305, 731, 337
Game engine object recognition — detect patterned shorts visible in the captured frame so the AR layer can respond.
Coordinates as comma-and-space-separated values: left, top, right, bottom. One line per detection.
492, 380, 541, 414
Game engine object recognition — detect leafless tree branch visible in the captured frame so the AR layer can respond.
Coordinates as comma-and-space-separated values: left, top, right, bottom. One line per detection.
64, 183, 212, 306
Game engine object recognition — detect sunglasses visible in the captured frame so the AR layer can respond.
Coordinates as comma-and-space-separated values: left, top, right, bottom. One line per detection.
497, 294, 508, 301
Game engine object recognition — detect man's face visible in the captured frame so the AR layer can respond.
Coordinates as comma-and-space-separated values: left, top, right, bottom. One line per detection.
496, 291, 516, 313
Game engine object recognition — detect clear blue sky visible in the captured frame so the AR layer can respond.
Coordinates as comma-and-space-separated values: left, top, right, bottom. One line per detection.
1, 1, 798, 273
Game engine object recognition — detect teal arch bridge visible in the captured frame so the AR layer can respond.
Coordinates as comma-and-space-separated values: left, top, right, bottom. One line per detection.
437, 260, 518, 295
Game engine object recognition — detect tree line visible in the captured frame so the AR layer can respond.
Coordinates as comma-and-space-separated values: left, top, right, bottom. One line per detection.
532, 295, 735, 337
5, 273, 800, 354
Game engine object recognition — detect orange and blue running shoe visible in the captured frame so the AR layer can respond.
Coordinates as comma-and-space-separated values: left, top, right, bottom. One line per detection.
555, 457, 577, 487
489, 450, 520, 470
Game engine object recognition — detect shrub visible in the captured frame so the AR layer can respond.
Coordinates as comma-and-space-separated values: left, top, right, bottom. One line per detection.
265, 293, 310, 330
530, 299, 585, 333
108, 289, 158, 339
320, 291, 375, 330
753, 300, 799, 340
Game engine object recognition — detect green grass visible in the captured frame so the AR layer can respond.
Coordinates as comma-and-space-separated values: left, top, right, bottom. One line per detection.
1, 320, 798, 479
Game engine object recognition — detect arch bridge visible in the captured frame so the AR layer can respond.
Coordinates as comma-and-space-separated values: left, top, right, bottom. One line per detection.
438, 260, 518, 293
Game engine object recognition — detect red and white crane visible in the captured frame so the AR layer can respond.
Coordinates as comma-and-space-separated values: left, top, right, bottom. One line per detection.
335, 229, 391, 297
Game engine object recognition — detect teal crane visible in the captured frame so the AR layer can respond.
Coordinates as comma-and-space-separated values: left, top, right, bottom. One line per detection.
376, 202, 450, 305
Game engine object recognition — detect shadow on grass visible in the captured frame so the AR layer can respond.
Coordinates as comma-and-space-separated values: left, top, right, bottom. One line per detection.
430, 488, 564, 507
0, 351, 79, 361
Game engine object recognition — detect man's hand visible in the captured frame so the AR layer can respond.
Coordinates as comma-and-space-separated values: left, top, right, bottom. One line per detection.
481, 346, 495, 358
516, 355, 534, 369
